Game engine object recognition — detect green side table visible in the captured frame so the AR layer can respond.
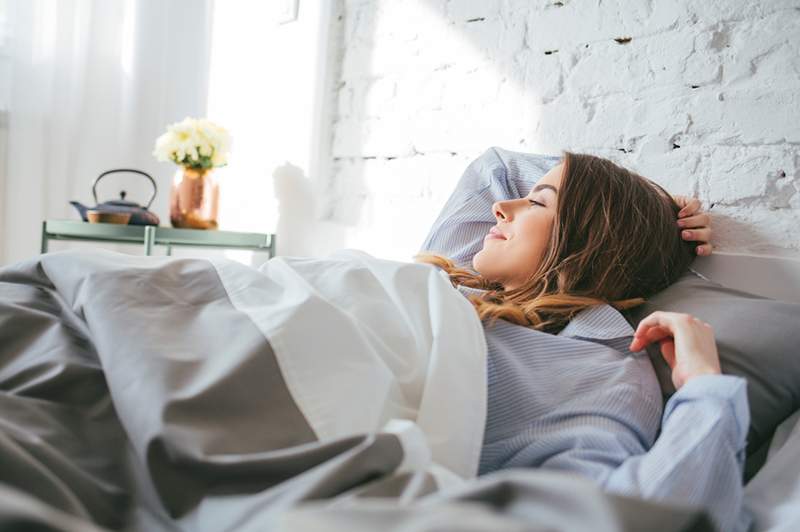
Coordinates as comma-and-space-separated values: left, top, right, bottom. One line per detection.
41, 220, 276, 258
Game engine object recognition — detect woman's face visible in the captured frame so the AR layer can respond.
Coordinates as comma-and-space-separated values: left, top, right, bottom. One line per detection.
473, 163, 564, 290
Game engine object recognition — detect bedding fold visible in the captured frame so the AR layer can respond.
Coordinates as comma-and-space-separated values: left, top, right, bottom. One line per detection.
0, 250, 714, 531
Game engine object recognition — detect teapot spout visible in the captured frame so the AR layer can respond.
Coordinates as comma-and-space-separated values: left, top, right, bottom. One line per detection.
69, 201, 89, 221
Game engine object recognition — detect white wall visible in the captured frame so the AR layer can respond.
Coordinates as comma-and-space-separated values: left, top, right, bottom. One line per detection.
326, 0, 800, 261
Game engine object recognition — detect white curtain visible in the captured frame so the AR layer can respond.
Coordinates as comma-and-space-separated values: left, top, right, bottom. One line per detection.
2, 0, 213, 265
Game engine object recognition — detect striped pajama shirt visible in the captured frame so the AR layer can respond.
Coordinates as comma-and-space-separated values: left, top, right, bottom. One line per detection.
419, 147, 752, 532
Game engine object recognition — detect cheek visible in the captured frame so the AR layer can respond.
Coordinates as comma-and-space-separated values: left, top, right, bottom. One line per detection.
516, 215, 553, 259
473, 215, 553, 281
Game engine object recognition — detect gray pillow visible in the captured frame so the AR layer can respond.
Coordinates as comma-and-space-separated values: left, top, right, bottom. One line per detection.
625, 269, 800, 477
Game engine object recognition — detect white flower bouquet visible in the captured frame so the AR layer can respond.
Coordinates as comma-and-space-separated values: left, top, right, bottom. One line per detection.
153, 117, 232, 170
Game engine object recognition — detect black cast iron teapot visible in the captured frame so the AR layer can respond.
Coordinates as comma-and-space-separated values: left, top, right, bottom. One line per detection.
70, 169, 160, 226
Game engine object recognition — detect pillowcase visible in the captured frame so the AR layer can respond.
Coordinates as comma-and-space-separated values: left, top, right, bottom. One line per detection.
625, 269, 800, 478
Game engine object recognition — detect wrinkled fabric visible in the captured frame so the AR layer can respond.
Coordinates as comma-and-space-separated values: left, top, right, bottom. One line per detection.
0, 250, 712, 531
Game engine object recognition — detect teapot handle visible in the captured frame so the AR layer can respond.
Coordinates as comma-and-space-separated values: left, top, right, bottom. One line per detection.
93, 169, 158, 208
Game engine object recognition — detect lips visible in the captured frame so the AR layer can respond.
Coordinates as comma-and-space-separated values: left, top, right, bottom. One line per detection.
486, 226, 507, 240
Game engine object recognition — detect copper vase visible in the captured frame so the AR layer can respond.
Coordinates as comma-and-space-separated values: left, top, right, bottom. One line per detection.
169, 167, 219, 229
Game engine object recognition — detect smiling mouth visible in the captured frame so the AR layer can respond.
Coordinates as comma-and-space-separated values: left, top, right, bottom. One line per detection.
487, 227, 507, 240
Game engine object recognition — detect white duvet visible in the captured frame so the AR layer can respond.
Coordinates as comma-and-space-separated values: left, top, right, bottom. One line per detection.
212, 249, 488, 481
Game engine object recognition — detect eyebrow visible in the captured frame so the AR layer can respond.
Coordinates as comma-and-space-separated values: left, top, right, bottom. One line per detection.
532, 184, 558, 194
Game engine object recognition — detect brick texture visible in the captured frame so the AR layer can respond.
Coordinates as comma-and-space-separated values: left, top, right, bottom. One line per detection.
328, 0, 800, 260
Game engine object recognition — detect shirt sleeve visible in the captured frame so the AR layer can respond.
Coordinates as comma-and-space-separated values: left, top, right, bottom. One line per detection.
540, 374, 752, 532
418, 147, 562, 267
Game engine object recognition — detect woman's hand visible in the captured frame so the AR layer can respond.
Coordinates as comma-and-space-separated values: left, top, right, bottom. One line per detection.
629, 311, 721, 390
673, 195, 713, 256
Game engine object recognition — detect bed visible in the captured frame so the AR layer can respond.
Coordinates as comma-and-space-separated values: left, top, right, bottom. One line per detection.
0, 249, 798, 532
691, 252, 800, 304
692, 252, 800, 532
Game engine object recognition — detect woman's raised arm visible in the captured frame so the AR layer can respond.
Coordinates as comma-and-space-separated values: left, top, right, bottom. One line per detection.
419, 148, 713, 267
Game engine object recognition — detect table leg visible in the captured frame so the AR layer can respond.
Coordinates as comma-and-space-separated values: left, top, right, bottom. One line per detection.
144, 226, 156, 256
166, 243, 172, 256
269, 234, 276, 258
40, 221, 49, 254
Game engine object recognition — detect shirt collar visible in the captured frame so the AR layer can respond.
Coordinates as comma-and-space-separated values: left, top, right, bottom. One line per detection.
456, 285, 635, 340
558, 304, 635, 340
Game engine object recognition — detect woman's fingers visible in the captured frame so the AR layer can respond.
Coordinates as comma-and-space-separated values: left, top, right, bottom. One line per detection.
680, 226, 711, 244
630, 311, 721, 389
633, 311, 678, 336
630, 312, 692, 352
630, 319, 673, 352
660, 338, 676, 368
696, 243, 713, 256
677, 213, 710, 229
677, 197, 702, 218
677, 211, 713, 256
631, 321, 678, 368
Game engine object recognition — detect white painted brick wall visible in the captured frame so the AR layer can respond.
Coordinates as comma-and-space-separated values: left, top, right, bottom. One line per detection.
327, 0, 800, 261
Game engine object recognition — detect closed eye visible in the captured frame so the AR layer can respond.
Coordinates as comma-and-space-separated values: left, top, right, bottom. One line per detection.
528, 199, 545, 207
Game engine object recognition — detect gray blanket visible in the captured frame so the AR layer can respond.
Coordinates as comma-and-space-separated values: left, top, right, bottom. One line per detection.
0, 251, 713, 531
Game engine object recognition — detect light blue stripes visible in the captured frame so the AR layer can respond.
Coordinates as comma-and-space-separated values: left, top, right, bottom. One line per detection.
419, 147, 752, 532
477, 313, 663, 463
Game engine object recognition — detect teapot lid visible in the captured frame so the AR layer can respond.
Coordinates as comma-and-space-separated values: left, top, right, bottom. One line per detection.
103, 194, 140, 208
93, 169, 157, 209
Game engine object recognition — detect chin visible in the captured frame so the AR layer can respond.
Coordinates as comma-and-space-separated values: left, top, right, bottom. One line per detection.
472, 252, 495, 280
472, 251, 486, 275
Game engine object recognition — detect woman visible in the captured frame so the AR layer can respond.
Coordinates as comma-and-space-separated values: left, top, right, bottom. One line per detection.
417, 147, 749, 532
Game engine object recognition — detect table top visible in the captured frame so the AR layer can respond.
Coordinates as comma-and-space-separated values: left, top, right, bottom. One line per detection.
44, 220, 274, 249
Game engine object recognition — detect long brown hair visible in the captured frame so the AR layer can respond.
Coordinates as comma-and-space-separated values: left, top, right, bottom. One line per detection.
416, 152, 695, 334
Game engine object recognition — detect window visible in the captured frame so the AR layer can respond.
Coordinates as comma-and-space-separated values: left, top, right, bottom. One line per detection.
0, 0, 8, 120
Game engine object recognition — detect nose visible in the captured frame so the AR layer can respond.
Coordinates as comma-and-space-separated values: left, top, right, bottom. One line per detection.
493, 199, 516, 222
